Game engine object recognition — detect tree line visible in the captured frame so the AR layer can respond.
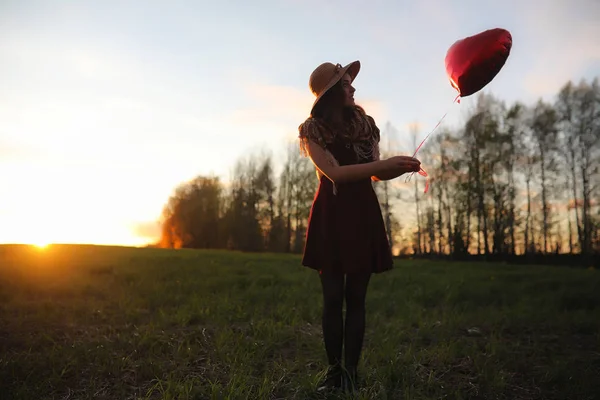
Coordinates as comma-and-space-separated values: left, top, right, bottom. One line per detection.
158, 144, 315, 254
156, 78, 600, 265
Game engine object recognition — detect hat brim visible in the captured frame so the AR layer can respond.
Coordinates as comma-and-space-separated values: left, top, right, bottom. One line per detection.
310, 60, 361, 115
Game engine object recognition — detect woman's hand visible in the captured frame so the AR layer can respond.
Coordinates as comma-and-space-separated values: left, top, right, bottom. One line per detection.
372, 156, 421, 181
384, 156, 421, 174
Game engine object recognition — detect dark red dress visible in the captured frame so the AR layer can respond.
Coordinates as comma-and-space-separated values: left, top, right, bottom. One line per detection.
298, 108, 394, 275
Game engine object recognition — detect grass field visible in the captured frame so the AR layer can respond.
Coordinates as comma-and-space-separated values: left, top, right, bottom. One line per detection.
1, 244, 599, 400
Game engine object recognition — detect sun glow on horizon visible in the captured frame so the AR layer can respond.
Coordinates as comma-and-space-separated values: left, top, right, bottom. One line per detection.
0, 209, 157, 248
32, 242, 50, 250
0, 161, 162, 248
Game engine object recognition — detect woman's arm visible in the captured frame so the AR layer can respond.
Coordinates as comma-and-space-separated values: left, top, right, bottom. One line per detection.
372, 170, 407, 181
306, 140, 390, 183
306, 140, 420, 184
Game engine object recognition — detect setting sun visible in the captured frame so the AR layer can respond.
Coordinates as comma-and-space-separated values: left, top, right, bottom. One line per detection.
0, 172, 156, 247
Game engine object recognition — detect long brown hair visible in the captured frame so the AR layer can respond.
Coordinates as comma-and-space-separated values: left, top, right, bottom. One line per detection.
311, 80, 356, 134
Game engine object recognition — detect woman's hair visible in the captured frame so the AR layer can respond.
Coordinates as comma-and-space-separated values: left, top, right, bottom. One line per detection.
311, 80, 356, 133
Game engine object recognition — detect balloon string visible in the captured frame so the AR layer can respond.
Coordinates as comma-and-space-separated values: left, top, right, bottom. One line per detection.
405, 94, 461, 193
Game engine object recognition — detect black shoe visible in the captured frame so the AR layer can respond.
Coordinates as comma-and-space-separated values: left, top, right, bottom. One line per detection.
317, 364, 342, 392
342, 365, 359, 393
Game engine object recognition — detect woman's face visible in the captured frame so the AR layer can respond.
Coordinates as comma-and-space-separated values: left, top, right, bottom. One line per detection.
341, 73, 356, 107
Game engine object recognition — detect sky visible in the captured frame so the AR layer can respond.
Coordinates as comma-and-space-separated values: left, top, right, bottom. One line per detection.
1, 0, 599, 246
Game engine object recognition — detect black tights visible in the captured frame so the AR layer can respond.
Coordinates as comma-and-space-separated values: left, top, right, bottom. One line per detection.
319, 270, 372, 369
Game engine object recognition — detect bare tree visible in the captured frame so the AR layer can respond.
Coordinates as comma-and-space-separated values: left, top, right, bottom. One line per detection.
409, 123, 424, 254
531, 100, 559, 253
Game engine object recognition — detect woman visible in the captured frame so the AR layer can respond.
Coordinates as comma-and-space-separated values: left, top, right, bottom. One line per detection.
298, 61, 421, 393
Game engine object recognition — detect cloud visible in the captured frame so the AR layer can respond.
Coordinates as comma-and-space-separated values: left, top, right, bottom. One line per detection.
214, 79, 393, 175
0, 33, 137, 89
0, 139, 45, 162
231, 82, 389, 136
518, 0, 600, 98
231, 83, 313, 126
359, 100, 389, 125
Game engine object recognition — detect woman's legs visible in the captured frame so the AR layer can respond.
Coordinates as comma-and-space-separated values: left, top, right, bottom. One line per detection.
318, 269, 372, 390
344, 271, 371, 369
319, 270, 345, 367
318, 270, 345, 388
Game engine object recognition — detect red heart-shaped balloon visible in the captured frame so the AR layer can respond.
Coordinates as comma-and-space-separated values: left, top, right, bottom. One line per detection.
445, 28, 512, 97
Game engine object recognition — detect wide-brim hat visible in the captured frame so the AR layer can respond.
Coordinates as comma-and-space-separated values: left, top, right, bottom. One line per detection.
309, 60, 360, 115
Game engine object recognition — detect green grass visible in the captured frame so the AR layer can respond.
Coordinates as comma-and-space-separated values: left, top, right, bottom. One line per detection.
1, 244, 599, 400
